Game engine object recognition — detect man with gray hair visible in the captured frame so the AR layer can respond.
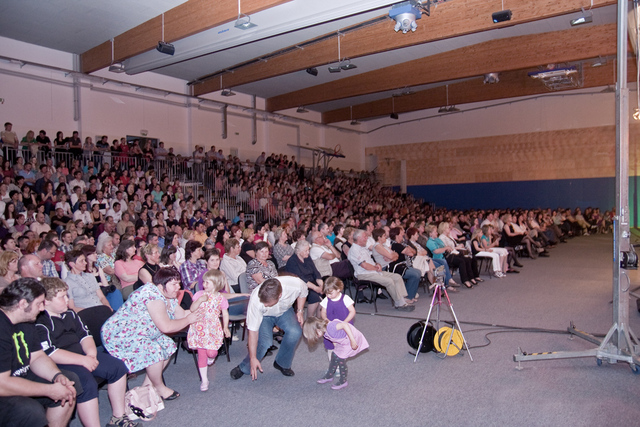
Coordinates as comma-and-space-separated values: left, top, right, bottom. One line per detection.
308, 230, 351, 279
347, 229, 414, 311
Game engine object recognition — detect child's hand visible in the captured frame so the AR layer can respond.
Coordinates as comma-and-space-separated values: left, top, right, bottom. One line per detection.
82, 355, 99, 372
223, 327, 231, 338
197, 294, 208, 304
350, 341, 358, 350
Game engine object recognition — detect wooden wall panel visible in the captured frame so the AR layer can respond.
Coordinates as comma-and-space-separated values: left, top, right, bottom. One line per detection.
367, 125, 640, 187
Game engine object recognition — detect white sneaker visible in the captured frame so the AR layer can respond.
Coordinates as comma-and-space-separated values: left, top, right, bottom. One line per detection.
207, 357, 215, 366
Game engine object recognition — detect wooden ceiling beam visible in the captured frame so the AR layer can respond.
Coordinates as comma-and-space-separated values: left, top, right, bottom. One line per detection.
80, 0, 291, 74
192, 0, 615, 96
266, 23, 618, 112
322, 61, 631, 123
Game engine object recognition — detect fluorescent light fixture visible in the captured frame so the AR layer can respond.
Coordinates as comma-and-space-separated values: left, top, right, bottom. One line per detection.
296, 106, 308, 113
350, 119, 360, 125
108, 62, 126, 73
448, 106, 460, 112
220, 89, 236, 97
306, 67, 318, 76
235, 13, 257, 30
328, 65, 341, 73
340, 59, 357, 70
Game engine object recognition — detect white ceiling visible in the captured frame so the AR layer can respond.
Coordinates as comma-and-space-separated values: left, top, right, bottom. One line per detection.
0, 1, 619, 114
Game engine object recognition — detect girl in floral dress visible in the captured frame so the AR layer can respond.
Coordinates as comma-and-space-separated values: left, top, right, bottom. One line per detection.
188, 270, 231, 391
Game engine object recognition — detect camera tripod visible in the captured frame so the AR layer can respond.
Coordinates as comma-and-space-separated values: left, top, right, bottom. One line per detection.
413, 268, 473, 362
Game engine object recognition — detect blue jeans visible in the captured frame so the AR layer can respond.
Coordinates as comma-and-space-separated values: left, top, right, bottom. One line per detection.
238, 307, 302, 373
403, 267, 421, 299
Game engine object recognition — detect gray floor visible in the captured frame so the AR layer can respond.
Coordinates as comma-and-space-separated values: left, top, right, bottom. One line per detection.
86, 235, 640, 427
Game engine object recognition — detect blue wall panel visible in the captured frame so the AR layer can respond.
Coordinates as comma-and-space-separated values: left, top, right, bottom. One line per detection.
407, 177, 619, 212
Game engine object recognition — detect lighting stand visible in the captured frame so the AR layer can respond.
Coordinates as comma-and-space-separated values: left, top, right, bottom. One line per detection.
513, 0, 640, 373
413, 270, 473, 362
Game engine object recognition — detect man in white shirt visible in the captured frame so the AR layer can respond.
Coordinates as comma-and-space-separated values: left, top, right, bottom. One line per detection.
68, 171, 86, 193
73, 202, 92, 226
106, 202, 123, 223
90, 191, 108, 216
347, 229, 414, 312
230, 276, 308, 380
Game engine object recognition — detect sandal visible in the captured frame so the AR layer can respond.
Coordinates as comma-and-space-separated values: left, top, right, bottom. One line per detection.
475, 278, 484, 283
163, 390, 180, 401
463, 281, 473, 288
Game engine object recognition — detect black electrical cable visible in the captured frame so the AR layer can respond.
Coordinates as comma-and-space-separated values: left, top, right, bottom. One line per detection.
360, 311, 608, 350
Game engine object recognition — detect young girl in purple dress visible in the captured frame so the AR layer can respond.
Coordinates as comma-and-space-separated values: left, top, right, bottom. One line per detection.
319, 277, 356, 364
303, 316, 368, 390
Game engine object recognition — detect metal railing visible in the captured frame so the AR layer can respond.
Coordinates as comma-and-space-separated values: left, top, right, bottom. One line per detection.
2, 145, 374, 227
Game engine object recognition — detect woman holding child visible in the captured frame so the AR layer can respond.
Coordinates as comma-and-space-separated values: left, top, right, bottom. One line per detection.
101, 267, 203, 401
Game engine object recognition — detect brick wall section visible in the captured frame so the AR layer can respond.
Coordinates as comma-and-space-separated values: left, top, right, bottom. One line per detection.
367, 125, 640, 187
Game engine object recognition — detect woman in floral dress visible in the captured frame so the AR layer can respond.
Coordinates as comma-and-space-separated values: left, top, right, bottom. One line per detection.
102, 267, 202, 400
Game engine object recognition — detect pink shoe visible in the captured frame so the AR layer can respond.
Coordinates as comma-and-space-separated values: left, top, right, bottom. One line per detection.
200, 381, 209, 392
317, 377, 333, 384
331, 381, 348, 390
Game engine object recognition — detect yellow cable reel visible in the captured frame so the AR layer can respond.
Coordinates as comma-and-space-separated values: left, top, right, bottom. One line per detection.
434, 326, 464, 356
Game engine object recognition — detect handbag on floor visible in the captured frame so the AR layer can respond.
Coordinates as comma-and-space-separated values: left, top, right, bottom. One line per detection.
124, 384, 165, 421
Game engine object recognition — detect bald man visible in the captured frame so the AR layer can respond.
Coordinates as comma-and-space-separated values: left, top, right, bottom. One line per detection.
18, 254, 44, 279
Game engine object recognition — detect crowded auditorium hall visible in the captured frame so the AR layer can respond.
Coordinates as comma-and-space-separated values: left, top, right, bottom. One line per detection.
0, 1, 639, 426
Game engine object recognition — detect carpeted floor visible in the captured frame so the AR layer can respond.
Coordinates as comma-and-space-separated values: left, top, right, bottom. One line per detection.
85, 234, 640, 427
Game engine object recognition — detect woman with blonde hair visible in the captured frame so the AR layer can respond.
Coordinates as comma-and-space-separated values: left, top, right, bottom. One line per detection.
0, 251, 20, 290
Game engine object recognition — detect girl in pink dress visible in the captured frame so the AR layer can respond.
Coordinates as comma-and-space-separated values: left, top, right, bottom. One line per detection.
303, 317, 369, 390
188, 270, 230, 391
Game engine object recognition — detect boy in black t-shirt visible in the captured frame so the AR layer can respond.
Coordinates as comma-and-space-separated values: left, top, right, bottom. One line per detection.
36, 277, 137, 427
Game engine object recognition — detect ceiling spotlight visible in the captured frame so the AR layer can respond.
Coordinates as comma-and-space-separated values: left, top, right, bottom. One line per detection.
340, 59, 357, 71
483, 73, 500, 84
570, 8, 593, 26
328, 65, 341, 73
108, 62, 126, 73
389, 2, 422, 33
634, 108, 640, 121
438, 106, 448, 113
296, 106, 308, 113
220, 89, 236, 97
570, 15, 592, 26
350, 119, 360, 126
448, 105, 460, 112
234, 13, 257, 30
390, 112, 399, 120
306, 67, 318, 76
156, 41, 175, 55
108, 39, 125, 73
492, 9, 512, 23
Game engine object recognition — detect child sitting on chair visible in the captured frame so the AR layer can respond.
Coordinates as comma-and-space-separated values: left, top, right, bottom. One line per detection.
35, 277, 137, 427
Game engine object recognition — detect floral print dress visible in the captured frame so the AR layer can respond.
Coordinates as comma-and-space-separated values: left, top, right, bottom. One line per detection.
101, 284, 177, 372
187, 291, 228, 351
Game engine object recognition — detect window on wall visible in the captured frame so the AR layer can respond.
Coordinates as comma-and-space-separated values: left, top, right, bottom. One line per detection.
126, 136, 158, 149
